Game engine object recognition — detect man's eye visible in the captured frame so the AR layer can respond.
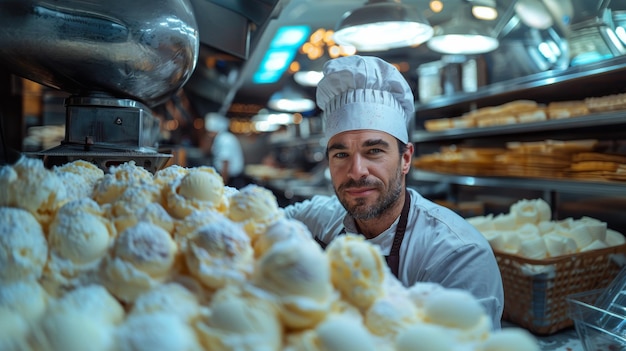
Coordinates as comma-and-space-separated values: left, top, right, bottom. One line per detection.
333, 152, 348, 158
368, 148, 383, 154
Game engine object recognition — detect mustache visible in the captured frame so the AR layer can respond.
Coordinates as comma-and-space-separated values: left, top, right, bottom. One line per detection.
338, 178, 381, 191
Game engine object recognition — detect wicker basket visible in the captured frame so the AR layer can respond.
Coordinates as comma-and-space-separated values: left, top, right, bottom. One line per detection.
495, 244, 626, 335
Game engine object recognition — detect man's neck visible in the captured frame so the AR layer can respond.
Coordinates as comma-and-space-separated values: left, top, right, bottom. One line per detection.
354, 190, 406, 239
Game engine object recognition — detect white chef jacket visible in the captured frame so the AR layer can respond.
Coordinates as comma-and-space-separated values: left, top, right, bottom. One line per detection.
283, 187, 504, 329
211, 131, 244, 177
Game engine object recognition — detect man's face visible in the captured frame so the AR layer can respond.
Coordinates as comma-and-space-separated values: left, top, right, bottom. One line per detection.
327, 130, 413, 220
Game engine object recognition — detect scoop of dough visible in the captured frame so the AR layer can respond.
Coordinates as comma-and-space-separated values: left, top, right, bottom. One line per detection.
0, 206, 48, 282
395, 324, 457, 351
423, 288, 485, 330
184, 216, 254, 290
101, 222, 178, 302
326, 234, 386, 310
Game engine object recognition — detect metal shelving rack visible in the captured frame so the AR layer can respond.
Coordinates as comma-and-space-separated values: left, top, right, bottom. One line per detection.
413, 170, 626, 198
412, 111, 626, 143
410, 56, 626, 214
413, 55, 626, 120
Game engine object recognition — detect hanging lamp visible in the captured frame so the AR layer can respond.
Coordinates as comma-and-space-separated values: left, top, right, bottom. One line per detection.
333, 0, 434, 52
267, 80, 316, 113
427, 0, 499, 55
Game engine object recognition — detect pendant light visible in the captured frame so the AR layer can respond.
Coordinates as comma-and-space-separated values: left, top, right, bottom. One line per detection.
333, 0, 434, 52
268, 80, 316, 113
252, 109, 294, 132
293, 70, 324, 87
427, 0, 499, 55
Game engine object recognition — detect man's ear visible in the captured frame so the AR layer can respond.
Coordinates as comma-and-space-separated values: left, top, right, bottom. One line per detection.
402, 142, 414, 175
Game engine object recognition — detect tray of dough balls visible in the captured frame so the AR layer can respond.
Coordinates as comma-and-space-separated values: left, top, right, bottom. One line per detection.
467, 198, 626, 335
0, 156, 541, 351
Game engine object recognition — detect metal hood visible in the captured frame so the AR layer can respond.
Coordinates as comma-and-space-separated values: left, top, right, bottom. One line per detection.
0, 0, 199, 108
190, 0, 283, 60
184, 0, 284, 112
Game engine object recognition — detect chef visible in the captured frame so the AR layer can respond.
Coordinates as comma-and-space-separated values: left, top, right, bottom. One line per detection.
283, 55, 504, 329
203, 112, 248, 189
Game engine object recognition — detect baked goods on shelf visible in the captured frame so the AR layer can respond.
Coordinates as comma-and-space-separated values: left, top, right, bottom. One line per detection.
412, 145, 505, 176
546, 100, 589, 119
566, 151, 626, 181
585, 92, 626, 112
413, 139, 626, 182
423, 91, 626, 132
502, 139, 598, 178
424, 100, 542, 131
473, 100, 542, 128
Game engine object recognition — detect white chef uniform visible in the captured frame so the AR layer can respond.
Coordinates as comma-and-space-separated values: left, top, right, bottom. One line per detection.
283, 55, 504, 329
283, 188, 504, 329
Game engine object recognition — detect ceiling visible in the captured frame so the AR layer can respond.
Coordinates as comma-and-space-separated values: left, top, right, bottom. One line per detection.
183, 0, 611, 119
184, 0, 467, 118
231, 0, 453, 107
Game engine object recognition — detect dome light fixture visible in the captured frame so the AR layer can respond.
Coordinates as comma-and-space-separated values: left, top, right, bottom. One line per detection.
252, 109, 300, 133
293, 70, 324, 87
268, 82, 316, 113
472, 0, 498, 21
427, 0, 499, 55
333, 0, 434, 52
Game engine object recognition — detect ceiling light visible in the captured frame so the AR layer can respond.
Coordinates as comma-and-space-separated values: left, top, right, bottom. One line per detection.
427, 1, 499, 55
514, 0, 553, 30
252, 110, 295, 124
268, 83, 316, 113
253, 26, 310, 84
429, 0, 443, 13
617, 26, 626, 46
472, 6, 497, 20
333, 0, 434, 52
253, 119, 281, 132
252, 109, 296, 132
472, 0, 498, 21
294, 70, 324, 87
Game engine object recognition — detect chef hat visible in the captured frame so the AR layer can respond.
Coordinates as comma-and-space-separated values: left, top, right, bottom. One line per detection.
316, 55, 414, 143
205, 112, 229, 133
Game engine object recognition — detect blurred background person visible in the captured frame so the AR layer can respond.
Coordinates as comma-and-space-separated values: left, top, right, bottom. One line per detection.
203, 112, 249, 189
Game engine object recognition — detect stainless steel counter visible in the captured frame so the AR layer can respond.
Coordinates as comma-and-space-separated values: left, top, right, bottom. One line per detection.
537, 330, 582, 351
274, 181, 333, 200
503, 322, 582, 351
245, 163, 333, 204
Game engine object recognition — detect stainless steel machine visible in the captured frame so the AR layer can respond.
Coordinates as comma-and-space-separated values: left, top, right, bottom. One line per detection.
0, 0, 199, 172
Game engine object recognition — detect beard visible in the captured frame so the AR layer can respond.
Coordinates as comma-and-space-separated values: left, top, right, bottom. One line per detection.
335, 165, 403, 220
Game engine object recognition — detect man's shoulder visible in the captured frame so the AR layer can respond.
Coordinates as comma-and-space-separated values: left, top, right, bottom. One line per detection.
284, 194, 342, 215
407, 188, 487, 243
408, 188, 462, 219
283, 195, 345, 237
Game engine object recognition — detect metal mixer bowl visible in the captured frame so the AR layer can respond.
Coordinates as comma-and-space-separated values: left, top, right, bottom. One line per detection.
0, 0, 199, 107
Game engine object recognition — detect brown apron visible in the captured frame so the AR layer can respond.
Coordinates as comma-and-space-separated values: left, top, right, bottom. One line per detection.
315, 190, 410, 278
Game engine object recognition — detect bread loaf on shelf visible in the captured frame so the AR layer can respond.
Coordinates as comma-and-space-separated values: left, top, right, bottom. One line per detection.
422, 91, 626, 133
547, 100, 589, 119
585, 92, 626, 112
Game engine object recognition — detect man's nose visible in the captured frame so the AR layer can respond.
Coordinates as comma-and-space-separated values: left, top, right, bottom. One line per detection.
347, 154, 368, 179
